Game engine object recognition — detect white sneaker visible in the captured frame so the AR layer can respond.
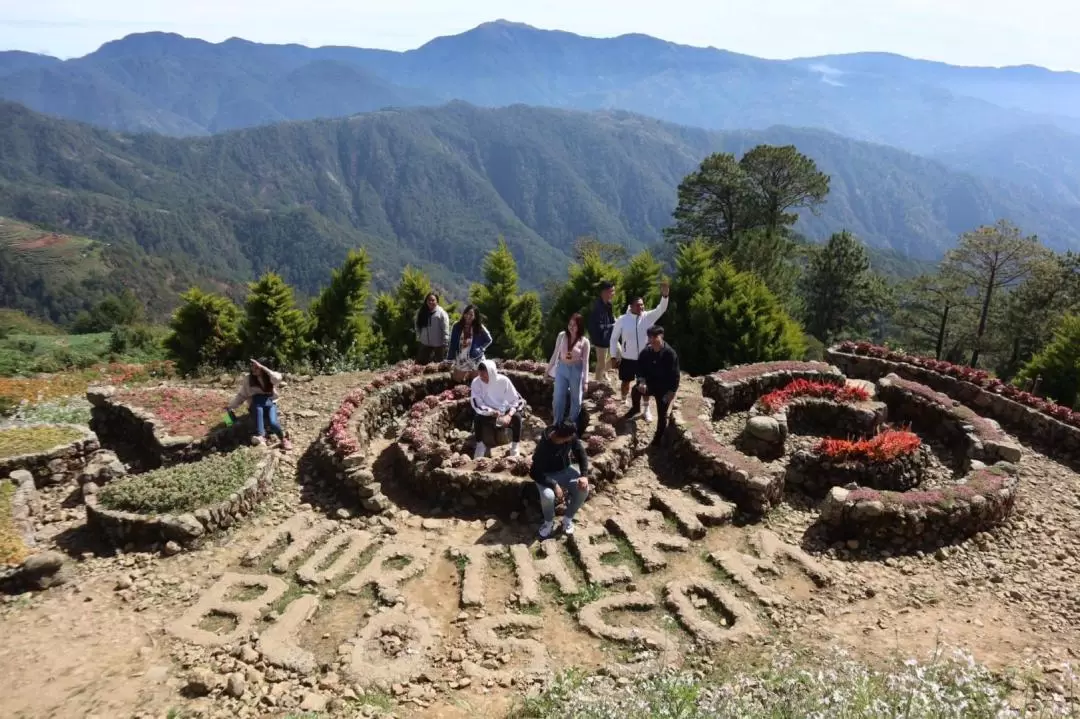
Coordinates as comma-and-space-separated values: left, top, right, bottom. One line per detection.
561, 517, 575, 536
473, 441, 487, 459
644, 408, 654, 422
538, 521, 554, 539
507, 442, 520, 457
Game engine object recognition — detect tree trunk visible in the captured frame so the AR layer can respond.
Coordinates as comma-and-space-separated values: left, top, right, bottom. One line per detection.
935, 303, 950, 360
970, 269, 996, 367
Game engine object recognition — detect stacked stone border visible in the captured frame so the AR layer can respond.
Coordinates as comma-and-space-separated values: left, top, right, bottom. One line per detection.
828, 344, 1075, 462
0, 423, 100, 488
820, 464, 1020, 549
667, 363, 846, 514
87, 386, 249, 470
876, 374, 1023, 468
313, 360, 633, 515
0, 469, 68, 590
786, 432, 932, 497
84, 448, 278, 551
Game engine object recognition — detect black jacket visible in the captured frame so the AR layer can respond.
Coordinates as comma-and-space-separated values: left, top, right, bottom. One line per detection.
587, 297, 616, 346
636, 342, 680, 396
530, 428, 590, 487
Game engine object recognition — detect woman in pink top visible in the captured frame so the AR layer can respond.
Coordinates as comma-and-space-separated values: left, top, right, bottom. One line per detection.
547, 313, 591, 425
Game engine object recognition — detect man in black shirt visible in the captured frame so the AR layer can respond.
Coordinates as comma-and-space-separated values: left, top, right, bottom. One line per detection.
530, 421, 591, 539
635, 325, 680, 447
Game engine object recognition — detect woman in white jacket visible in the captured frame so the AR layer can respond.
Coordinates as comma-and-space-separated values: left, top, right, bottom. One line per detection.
470, 359, 526, 458
547, 313, 590, 427
227, 358, 292, 450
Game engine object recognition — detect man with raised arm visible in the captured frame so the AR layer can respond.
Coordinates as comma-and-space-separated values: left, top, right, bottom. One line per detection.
609, 280, 670, 421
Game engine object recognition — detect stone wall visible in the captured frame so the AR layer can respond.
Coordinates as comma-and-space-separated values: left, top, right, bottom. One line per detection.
0, 424, 100, 488
1, 469, 68, 591
84, 450, 278, 552
876, 375, 1023, 468
742, 399, 888, 458
817, 465, 1019, 550
828, 348, 1066, 462
786, 444, 932, 497
702, 362, 845, 417
87, 387, 250, 471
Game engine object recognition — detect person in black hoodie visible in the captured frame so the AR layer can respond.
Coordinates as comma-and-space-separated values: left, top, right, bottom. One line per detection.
530, 421, 591, 539
587, 281, 616, 383
635, 325, 680, 447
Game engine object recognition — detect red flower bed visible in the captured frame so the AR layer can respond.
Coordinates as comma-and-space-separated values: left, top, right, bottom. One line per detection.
714, 361, 834, 384
115, 387, 230, 439
837, 341, 1080, 430
845, 467, 1010, 508
757, 379, 869, 414
816, 430, 921, 464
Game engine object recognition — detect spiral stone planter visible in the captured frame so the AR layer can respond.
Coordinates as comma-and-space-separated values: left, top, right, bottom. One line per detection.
0, 423, 100, 488
87, 386, 251, 470
84, 449, 278, 551
786, 443, 933, 497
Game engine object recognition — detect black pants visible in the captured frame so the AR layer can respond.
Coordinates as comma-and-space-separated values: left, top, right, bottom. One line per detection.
474, 413, 523, 443
636, 386, 673, 444
417, 344, 446, 365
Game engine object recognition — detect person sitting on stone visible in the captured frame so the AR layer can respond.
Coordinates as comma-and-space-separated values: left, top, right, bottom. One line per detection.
226, 358, 293, 451
530, 420, 591, 538
635, 325, 680, 447
415, 292, 450, 364
447, 304, 493, 383
470, 359, 525, 459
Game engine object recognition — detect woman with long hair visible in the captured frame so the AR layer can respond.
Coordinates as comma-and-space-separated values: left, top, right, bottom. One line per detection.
226, 358, 293, 451
547, 313, 590, 425
415, 292, 450, 364
446, 304, 493, 383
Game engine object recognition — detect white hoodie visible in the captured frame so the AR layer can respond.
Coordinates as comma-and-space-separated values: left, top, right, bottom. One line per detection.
609, 295, 669, 362
469, 360, 526, 416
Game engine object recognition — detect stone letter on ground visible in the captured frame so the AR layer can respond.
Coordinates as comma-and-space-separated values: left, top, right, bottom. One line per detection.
169, 573, 287, 646
605, 511, 690, 571
241, 513, 331, 573
576, 592, 673, 652
568, 525, 633, 586
452, 544, 509, 609
709, 529, 830, 606
649, 485, 735, 539
463, 614, 548, 680
342, 543, 431, 604
664, 578, 762, 645
347, 608, 435, 688
257, 594, 320, 673
296, 530, 375, 585
510, 543, 579, 605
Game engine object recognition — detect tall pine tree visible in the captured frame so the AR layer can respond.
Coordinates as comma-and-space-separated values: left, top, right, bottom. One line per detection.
542, 248, 621, 350
308, 249, 377, 367
164, 288, 242, 375
470, 239, 542, 359
801, 231, 878, 343
1016, 314, 1080, 408
372, 266, 432, 363
241, 272, 307, 369
619, 250, 663, 310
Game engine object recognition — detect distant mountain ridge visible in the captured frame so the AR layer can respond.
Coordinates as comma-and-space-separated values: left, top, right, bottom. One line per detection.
2, 21, 1079, 156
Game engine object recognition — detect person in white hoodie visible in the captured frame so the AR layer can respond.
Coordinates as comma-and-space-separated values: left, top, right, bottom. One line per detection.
609, 281, 670, 421
470, 359, 526, 459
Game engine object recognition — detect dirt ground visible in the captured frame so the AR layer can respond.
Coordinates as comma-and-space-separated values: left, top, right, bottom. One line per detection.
2, 370, 1079, 718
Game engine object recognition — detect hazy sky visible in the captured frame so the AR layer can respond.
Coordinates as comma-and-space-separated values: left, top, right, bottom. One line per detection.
1, 0, 1076, 71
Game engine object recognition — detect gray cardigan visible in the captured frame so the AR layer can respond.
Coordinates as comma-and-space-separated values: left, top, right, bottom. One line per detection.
416, 305, 451, 348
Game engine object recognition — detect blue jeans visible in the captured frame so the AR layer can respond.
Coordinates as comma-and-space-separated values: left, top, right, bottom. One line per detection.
538, 466, 589, 523
251, 394, 284, 439
553, 362, 584, 425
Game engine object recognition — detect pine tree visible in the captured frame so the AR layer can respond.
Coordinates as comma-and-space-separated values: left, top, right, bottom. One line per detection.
1016, 314, 1080, 408
470, 239, 542, 359
542, 249, 621, 350
801, 231, 880, 343
164, 288, 242, 375
240, 272, 307, 369
619, 250, 663, 310
308, 249, 377, 367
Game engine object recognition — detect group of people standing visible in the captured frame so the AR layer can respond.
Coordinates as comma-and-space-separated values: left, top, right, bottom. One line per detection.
414, 282, 681, 539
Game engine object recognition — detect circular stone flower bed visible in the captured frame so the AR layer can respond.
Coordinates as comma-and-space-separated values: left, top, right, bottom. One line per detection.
85, 446, 277, 551
314, 360, 637, 517
87, 385, 251, 470
0, 423, 100, 487
786, 430, 932, 497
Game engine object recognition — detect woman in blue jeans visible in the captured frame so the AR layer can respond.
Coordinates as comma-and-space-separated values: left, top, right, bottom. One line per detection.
226, 359, 293, 451
546, 313, 590, 425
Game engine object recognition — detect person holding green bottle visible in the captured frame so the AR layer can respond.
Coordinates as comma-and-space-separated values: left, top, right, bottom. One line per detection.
226, 358, 293, 451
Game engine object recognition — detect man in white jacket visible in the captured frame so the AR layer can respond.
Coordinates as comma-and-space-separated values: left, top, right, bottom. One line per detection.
470, 359, 526, 459
609, 282, 670, 422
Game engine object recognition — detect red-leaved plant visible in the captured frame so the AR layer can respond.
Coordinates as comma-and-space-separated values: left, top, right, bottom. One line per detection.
815, 430, 921, 464
757, 379, 869, 414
